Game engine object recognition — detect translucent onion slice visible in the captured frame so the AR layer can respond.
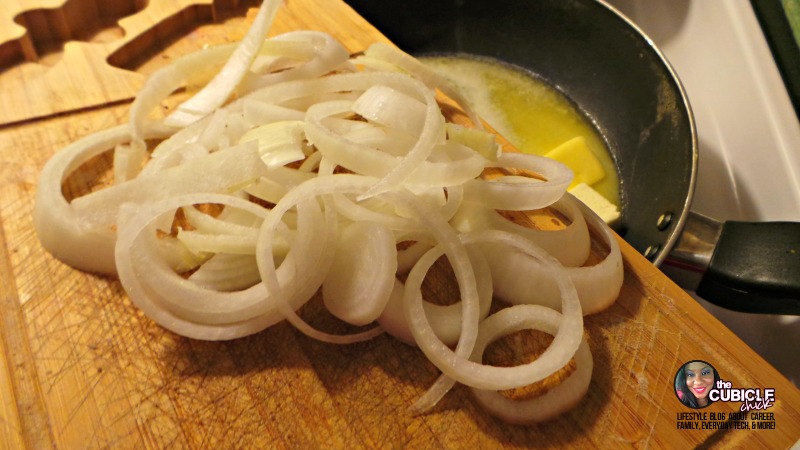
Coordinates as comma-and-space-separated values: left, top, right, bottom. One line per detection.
116, 194, 293, 339
381, 187, 484, 413
469, 305, 593, 424
71, 141, 264, 230
155, 235, 210, 272
182, 204, 263, 235
566, 198, 624, 315
322, 220, 398, 326
239, 120, 307, 168
242, 99, 305, 124
330, 194, 419, 231
451, 194, 590, 267
377, 246, 493, 347
479, 196, 623, 315
163, 0, 281, 127
140, 142, 209, 175
246, 166, 317, 204
140, 116, 216, 172
386, 190, 482, 357
375, 280, 415, 346
34, 125, 131, 275
403, 230, 583, 397
240, 31, 351, 92
256, 176, 387, 344
356, 79, 445, 200
440, 185, 464, 223
396, 241, 435, 274
464, 153, 573, 211
446, 123, 501, 161
351, 84, 427, 137
176, 229, 289, 256
363, 42, 484, 129
341, 122, 419, 157
32, 3, 627, 424
197, 109, 233, 149
118, 192, 327, 331
305, 100, 484, 187
188, 253, 261, 292
251, 39, 316, 68
125, 43, 238, 177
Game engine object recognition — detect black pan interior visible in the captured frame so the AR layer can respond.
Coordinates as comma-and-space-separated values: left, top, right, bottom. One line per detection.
344, 0, 697, 264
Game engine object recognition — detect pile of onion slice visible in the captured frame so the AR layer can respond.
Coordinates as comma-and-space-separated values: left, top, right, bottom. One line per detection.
33, 0, 623, 424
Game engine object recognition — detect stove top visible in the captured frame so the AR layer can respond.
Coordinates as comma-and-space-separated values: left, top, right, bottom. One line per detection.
606, 0, 800, 385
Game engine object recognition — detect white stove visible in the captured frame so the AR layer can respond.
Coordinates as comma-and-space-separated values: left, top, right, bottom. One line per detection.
606, 0, 800, 385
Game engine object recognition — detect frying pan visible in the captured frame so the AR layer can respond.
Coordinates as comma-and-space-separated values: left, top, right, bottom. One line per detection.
344, 0, 800, 314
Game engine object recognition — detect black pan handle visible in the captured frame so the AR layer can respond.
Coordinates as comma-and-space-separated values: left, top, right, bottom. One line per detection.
663, 212, 800, 315
697, 221, 800, 314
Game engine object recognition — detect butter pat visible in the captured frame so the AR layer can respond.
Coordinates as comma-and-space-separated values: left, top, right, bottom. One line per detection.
545, 136, 605, 188
569, 182, 620, 224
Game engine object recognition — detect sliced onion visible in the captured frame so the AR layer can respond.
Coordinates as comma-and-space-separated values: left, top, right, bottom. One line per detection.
463, 153, 573, 211
240, 31, 351, 92
356, 80, 445, 200
378, 246, 492, 347
188, 253, 261, 291
352, 85, 427, 137
469, 305, 593, 424
34, 125, 130, 275
330, 193, 419, 231
363, 42, 484, 130
32, 0, 626, 424
71, 141, 264, 230
255, 175, 387, 344
163, 0, 281, 127
126, 43, 238, 175
239, 120, 307, 168
322, 220, 398, 326
403, 230, 583, 399
242, 98, 305, 124
396, 241, 435, 273
451, 193, 590, 267
566, 197, 624, 314
246, 166, 316, 204
477, 196, 623, 315
305, 100, 484, 187
181, 204, 263, 235
116, 194, 284, 339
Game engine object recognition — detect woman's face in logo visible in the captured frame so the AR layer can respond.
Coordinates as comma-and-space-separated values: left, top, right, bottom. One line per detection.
685, 361, 714, 400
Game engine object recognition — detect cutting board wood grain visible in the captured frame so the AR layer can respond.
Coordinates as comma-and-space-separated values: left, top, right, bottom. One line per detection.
1, 0, 799, 448
0, 0, 381, 125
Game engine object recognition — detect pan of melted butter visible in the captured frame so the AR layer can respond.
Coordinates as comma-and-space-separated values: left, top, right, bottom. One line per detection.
423, 55, 620, 209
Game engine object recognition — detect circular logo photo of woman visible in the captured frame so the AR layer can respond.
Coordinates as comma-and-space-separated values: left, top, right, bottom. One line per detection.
674, 360, 720, 409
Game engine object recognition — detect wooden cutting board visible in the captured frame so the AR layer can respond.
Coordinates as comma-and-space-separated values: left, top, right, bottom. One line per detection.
1, 0, 798, 448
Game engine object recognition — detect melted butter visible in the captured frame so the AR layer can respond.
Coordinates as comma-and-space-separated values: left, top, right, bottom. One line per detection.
423, 55, 620, 206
